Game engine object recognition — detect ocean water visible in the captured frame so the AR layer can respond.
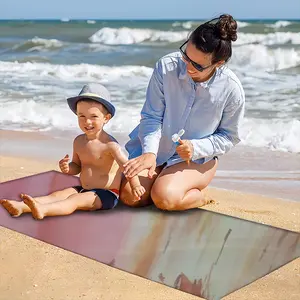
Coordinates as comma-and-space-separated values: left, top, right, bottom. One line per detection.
0, 19, 299, 154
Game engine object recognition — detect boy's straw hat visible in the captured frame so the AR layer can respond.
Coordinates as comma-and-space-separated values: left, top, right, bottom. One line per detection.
67, 83, 115, 117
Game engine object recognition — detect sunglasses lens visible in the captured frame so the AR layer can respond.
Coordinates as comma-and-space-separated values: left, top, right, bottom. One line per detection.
192, 62, 204, 72
180, 41, 207, 72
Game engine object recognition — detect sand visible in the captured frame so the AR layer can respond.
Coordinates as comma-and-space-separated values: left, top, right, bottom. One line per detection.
0, 155, 299, 300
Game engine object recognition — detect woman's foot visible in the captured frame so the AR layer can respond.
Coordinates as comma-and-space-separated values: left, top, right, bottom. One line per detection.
22, 194, 45, 220
186, 189, 215, 208
202, 192, 215, 206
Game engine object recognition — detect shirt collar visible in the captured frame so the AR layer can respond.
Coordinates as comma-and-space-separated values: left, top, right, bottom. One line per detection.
179, 57, 222, 88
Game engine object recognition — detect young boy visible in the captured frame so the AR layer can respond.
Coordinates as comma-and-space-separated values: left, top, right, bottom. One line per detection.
0, 83, 145, 220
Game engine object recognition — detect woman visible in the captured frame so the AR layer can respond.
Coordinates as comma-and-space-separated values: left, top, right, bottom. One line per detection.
120, 14, 245, 211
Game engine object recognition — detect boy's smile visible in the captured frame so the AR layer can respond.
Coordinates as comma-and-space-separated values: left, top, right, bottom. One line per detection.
76, 101, 111, 139
84, 125, 95, 132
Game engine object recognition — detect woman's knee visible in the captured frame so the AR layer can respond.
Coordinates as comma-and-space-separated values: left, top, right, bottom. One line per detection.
151, 183, 182, 211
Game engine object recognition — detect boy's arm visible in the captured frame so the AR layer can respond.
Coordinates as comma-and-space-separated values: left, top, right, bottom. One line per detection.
68, 155, 81, 175
68, 137, 81, 175
109, 142, 142, 189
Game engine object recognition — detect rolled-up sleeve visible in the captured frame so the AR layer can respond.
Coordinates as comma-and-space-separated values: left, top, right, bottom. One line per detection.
191, 86, 245, 160
138, 62, 165, 156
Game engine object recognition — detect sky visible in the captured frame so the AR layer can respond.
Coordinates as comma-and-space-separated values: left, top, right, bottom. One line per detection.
1, 0, 300, 20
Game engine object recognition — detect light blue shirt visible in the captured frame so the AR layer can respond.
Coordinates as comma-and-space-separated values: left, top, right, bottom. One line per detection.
125, 51, 245, 167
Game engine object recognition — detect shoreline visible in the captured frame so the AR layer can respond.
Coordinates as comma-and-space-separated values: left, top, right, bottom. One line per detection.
1, 129, 299, 202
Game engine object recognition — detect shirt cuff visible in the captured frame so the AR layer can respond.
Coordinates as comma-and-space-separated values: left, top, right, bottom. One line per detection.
190, 138, 214, 160
141, 135, 160, 156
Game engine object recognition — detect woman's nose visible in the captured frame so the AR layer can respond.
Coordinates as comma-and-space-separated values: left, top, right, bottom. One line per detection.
186, 62, 195, 72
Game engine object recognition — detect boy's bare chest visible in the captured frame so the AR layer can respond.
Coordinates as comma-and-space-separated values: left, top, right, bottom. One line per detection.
77, 143, 113, 166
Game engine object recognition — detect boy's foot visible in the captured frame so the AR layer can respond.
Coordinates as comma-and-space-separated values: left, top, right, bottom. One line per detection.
0, 199, 23, 217
22, 194, 45, 220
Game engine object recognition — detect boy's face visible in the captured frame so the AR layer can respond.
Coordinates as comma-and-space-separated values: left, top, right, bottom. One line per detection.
76, 101, 111, 136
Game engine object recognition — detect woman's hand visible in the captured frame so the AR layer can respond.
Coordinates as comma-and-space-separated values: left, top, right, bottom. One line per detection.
176, 140, 194, 162
123, 153, 157, 179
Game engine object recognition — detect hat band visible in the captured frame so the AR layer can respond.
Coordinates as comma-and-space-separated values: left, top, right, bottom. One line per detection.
79, 92, 104, 99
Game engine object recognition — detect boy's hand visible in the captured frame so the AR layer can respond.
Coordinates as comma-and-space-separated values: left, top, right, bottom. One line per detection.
59, 154, 70, 174
132, 185, 146, 201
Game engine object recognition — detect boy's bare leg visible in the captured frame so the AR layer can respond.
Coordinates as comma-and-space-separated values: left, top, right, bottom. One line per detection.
21, 187, 78, 204
22, 192, 101, 220
0, 188, 78, 217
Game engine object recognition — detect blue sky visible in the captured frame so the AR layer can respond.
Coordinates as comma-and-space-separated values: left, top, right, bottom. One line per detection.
2, 0, 300, 19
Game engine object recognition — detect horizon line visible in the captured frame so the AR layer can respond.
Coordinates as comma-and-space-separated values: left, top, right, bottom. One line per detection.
0, 17, 299, 21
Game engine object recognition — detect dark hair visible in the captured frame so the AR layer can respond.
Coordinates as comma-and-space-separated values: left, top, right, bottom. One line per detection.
76, 99, 109, 115
190, 14, 238, 64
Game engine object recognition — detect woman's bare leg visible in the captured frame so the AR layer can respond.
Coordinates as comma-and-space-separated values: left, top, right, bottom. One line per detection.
22, 191, 101, 220
0, 187, 78, 217
119, 166, 164, 207
150, 158, 218, 211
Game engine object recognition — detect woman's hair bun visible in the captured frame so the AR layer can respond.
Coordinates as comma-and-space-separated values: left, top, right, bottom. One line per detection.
216, 14, 238, 42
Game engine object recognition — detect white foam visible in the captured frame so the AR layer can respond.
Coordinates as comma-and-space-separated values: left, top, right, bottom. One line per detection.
89, 27, 300, 46
267, 20, 292, 28
0, 60, 299, 154
0, 61, 152, 135
172, 21, 198, 29
1, 49, 299, 90
171, 20, 250, 29
181, 21, 194, 29
0, 61, 153, 85
231, 44, 300, 71
236, 32, 300, 45
0, 99, 141, 137
89, 27, 189, 45
12, 37, 64, 52
240, 118, 300, 153
236, 21, 250, 28
1, 98, 299, 153
0, 99, 73, 129
0, 100, 141, 136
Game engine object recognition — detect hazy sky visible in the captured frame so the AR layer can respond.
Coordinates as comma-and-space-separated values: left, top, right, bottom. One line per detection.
2, 0, 300, 19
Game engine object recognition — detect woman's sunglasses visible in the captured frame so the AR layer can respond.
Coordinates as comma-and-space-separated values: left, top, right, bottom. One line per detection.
179, 40, 212, 72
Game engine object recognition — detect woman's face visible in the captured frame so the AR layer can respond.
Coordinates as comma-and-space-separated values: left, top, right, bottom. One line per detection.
181, 41, 224, 82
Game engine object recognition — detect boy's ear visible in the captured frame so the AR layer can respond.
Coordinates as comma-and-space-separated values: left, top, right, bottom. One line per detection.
104, 113, 112, 123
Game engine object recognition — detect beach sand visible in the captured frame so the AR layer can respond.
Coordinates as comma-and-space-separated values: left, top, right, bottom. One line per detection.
0, 128, 300, 299
0, 154, 299, 300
